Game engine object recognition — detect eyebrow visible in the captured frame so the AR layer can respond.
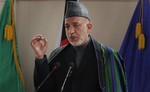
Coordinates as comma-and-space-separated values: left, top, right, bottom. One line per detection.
65, 22, 80, 25
73, 22, 79, 24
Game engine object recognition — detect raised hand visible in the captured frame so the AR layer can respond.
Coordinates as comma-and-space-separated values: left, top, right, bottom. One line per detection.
30, 34, 48, 59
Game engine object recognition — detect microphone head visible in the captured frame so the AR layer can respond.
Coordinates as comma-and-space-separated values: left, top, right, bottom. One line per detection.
53, 62, 61, 69
69, 62, 74, 68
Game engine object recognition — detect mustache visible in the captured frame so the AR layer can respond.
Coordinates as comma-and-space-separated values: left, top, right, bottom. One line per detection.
70, 34, 77, 38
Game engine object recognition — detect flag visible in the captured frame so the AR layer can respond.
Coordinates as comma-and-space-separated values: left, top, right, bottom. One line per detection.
119, 0, 150, 92
60, 0, 79, 46
0, 0, 25, 92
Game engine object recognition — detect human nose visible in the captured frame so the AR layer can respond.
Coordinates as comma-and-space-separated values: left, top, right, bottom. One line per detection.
68, 26, 75, 34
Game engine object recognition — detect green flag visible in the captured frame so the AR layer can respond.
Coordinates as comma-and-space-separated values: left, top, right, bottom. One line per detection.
0, 0, 25, 92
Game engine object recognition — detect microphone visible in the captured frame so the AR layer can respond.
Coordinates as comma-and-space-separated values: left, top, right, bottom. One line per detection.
36, 62, 60, 92
60, 62, 74, 92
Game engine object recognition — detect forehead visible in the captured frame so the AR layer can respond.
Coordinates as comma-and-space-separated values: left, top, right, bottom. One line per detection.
65, 17, 87, 24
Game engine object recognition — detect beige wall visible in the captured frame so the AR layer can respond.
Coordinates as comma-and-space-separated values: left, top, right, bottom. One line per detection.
0, 1, 137, 92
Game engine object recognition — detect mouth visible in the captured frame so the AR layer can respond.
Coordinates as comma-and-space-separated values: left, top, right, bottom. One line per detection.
70, 36, 78, 41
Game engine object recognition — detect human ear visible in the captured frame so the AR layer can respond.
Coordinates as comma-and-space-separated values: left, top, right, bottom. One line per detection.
87, 23, 92, 29
87, 23, 92, 32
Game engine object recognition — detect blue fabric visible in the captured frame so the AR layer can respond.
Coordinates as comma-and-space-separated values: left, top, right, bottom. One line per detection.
119, 0, 150, 92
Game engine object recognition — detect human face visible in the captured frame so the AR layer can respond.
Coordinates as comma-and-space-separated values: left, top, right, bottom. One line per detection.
65, 17, 92, 46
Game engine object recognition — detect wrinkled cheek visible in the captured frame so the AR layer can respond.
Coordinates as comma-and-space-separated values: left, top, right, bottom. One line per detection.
65, 33, 69, 39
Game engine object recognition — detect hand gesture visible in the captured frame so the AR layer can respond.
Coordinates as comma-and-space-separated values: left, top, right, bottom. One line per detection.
30, 34, 48, 59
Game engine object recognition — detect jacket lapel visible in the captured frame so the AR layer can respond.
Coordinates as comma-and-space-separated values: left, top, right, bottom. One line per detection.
91, 37, 107, 92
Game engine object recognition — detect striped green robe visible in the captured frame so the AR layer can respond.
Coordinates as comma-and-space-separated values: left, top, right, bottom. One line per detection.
92, 37, 127, 92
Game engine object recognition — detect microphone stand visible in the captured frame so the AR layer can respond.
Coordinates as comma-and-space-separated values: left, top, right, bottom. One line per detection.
60, 66, 73, 92
36, 62, 60, 92
37, 68, 55, 91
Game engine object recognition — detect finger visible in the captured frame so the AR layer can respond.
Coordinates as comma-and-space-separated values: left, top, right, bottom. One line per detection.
35, 34, 43, 38
30, 39, 38, 47
39, 39, 45, 46
30, 40, 34, 47
30, 40, 37, 48
31, 38, 41, 46
30, 37, 37, 46
35, 35, 46, 42
43, 38, 47, 45
40, 35, 45, 40
33, 36, 44, 43
36, 34, 43, 37
30, 34, 47, 47
38, 37, 47, 46
44, 39, 48, 48
30, 37, 39, 46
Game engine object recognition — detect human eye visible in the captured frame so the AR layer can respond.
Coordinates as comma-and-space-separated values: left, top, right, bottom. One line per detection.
65, 24, 69, 29
73, 23, 80, 28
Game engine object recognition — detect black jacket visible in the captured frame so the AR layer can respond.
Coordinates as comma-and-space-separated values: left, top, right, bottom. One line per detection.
34, 38, 101, 92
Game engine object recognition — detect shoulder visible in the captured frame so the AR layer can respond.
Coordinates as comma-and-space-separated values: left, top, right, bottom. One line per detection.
100, 43, 123, 63
48, 44, 68, 63
90, 36, 123, 62
91, 37, 124, 65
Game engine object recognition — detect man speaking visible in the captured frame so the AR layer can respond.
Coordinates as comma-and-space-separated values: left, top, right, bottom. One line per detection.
30, 1, 127, 92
